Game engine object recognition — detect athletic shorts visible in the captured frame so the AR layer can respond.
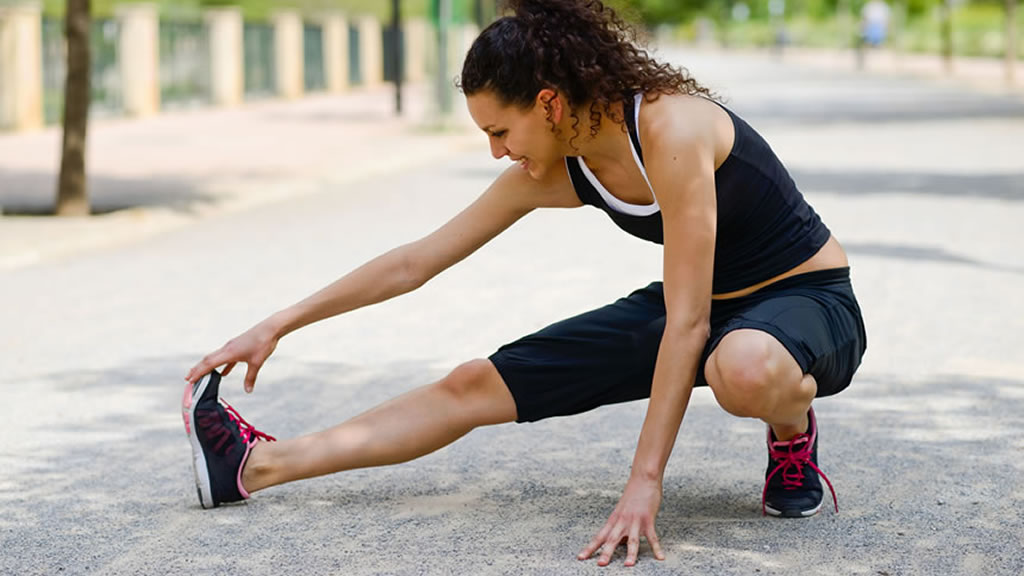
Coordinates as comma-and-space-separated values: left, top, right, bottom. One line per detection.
489, 267, 867, 423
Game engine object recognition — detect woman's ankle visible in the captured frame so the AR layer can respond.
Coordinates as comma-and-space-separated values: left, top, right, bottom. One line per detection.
241, 441, 275, 494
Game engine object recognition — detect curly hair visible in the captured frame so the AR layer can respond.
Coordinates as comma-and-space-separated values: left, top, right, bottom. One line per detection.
459, 0, 715, 148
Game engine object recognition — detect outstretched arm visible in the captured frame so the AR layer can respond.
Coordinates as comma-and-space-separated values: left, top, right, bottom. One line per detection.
186, 163, 578, 391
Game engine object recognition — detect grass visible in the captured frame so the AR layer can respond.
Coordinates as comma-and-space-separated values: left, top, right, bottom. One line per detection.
673, 4, 1024, 59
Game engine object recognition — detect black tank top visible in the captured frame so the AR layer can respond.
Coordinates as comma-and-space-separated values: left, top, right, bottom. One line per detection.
565, 94, 831, 294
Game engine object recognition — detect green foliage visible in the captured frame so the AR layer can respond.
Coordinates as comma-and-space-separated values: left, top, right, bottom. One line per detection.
42, 0, 432, 20
37, 0, 1022, 59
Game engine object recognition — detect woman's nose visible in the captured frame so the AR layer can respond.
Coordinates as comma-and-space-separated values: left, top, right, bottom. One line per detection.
489, 139, 508, 160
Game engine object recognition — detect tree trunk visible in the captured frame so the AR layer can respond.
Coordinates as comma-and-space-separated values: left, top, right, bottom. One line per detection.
1009, 0, 1019, 84
56, 0, 91, 217
940, 0, 954, 75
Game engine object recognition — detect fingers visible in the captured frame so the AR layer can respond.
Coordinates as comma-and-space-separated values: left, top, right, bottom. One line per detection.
580, 524, 664, 566
244, 363, 260, 394
186, 350, 226, 384
221, 362, 237, 378
578, 524, 612, 561
647, 524, 665, 561
624, 523, 641, 566
597, 530, 626, 566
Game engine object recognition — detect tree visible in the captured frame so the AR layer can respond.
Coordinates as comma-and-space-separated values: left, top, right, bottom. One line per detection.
1009, 0, 1018, 84
56, 0, 91, 216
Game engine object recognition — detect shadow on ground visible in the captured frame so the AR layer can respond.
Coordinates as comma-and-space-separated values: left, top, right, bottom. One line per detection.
728, 72, 1024, 125
0, 169, 217, 216
843, 240, 1024, 276
1, 359, 1021, 575
793, 169, 1024, 202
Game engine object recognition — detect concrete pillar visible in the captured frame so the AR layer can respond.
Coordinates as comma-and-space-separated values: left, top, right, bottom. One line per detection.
402, 18, 428, 83
321, 12, 349, 93
0, 2, 43, 131
271, 10, 303, 99
204, 6, 243, 106
357, 15, 383, 87
449, 23, 479, 85
117, 3, 160, 117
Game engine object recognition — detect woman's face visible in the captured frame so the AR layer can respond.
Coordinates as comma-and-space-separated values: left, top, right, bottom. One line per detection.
466, 89, 566, 180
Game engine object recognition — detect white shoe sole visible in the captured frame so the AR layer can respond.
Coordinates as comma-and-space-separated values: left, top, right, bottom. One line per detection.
764, 501, 822, 517
182, 375, 215, 509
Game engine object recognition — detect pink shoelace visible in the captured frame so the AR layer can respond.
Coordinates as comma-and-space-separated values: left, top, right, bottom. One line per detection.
762, 433, 838, 515
222, 400, 277, 444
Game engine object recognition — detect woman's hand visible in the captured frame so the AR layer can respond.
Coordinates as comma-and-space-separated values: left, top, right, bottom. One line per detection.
185, 319, 280, 393
578, 475, 666, 567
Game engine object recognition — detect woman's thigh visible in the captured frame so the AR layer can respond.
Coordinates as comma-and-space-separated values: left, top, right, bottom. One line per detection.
701, 269, 868, 398
490, 269, 867, 423
489, 282, 667, 422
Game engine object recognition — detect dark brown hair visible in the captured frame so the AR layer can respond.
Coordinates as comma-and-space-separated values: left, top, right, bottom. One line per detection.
459, 0, 714, 148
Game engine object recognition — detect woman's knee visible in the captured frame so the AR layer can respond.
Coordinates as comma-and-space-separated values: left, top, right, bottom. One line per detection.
434, 359, 517, 424
705, 330, 802, 418
436, 359, 506, 402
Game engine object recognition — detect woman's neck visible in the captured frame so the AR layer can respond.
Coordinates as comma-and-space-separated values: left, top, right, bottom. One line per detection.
562, 100, 633, 171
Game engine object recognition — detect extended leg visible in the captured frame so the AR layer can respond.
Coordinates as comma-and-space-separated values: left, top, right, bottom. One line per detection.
242, 359, 517, 493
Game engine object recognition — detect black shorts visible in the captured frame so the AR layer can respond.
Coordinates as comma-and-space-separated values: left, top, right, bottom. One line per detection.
489, 267, 867, 423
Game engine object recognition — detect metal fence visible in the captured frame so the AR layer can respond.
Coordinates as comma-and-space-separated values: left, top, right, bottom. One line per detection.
30, 14, 408, 126
243, 21, 275, 98
303, 22, 325, 92
159, 20, 210, 107
41, 17, 123, 124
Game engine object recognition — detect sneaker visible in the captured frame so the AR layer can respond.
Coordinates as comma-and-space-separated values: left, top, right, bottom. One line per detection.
182, 370, 276, 509
762, 407, 837, 517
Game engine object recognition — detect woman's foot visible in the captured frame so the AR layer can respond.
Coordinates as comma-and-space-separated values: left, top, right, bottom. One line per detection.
762, 407, 837, 517
182, 370, 276, 508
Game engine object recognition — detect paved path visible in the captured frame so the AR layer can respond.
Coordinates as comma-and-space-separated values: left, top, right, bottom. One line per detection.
0, 83, 478, 269
1, 48, 1023, 575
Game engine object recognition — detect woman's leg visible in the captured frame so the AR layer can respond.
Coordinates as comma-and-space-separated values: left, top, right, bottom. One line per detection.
703, 329, 816, 440
241, 359, 517, 493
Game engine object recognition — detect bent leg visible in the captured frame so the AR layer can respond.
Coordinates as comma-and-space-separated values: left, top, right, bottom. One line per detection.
242, 359, 516, 493
704, 329, 816, 440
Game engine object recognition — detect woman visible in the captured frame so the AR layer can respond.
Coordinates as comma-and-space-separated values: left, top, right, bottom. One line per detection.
184, 0, 867, 567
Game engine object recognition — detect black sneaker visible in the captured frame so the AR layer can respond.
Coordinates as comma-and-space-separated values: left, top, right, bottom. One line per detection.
762, 407, 837, 517
182, 370, 276, 509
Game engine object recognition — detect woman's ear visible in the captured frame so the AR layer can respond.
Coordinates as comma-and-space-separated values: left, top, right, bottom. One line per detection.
537, 89, 562, 124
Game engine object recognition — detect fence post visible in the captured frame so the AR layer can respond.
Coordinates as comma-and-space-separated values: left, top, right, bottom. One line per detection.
116, 3, 159, 117
451, 22, 479, 80
205, 6, 243, 106
0, 1, 43, 131
321, 11, 349, 93
272, 10, 304, 99
358, 15, 383, 87
403, 18, 428, 83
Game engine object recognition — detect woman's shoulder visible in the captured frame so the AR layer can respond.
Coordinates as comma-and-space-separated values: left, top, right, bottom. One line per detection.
638, 93, 735, 168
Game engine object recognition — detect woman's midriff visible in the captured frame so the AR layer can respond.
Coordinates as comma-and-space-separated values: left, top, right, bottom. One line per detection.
711, 235, 849, 301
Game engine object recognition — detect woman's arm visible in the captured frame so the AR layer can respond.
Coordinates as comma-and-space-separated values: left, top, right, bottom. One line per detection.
187, 163, 578, 388
269, 163, 578, 338
581, 97, 719, 567
630, 113, 718, 482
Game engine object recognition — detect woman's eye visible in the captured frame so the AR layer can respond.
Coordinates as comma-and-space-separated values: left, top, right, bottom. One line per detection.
492, 131, 506, 138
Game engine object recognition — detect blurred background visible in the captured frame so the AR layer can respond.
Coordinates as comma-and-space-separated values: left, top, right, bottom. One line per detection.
1, 0, 1019, 133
